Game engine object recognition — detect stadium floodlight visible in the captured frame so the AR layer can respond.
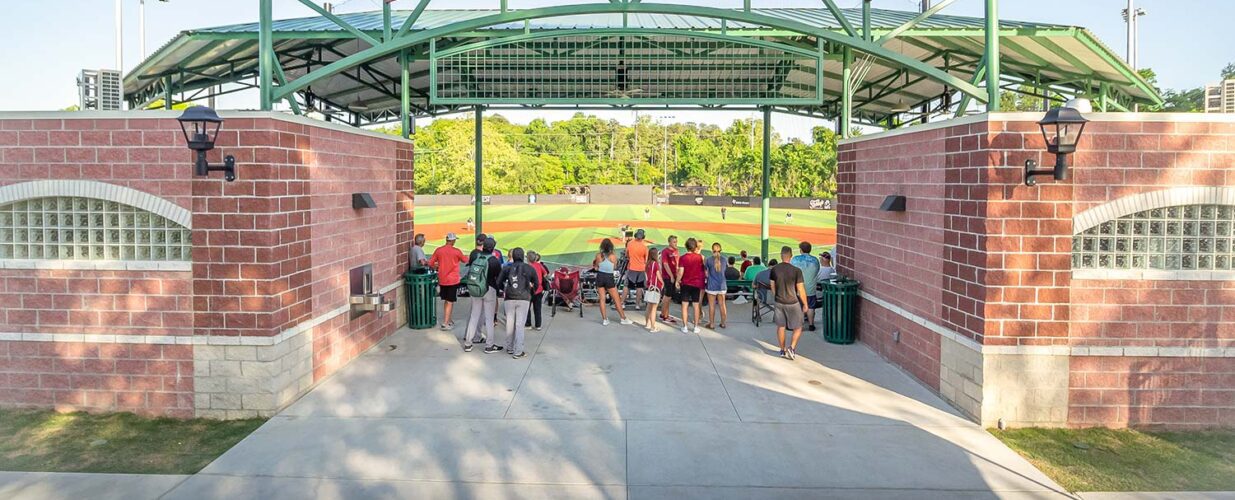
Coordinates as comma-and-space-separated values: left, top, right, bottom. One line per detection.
176, 106, 237, 182
1024, 106, 1089, 186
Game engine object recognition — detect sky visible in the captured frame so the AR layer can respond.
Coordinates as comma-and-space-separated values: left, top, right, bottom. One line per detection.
0, 0, 1229, 141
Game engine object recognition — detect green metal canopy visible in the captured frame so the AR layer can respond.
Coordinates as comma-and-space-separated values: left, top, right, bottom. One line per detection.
125, 4, 1160, 128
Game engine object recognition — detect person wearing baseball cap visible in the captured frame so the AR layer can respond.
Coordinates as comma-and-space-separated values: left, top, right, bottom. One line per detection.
428, 232, 467, 330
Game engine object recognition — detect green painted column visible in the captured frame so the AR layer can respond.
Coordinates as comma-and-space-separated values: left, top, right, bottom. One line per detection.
400, 49, 411, 139
258, 0, 273, 111
760, 106, 772, 262
163, 76, 173, 110
382, 0, 392, 41
862, 0, 872, 41
985, 0, 1001, 111
474, 106, 484, 238
841, 47, 853, 139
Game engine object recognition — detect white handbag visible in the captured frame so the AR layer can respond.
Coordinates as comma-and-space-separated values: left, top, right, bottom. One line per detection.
644, 288, 661, 304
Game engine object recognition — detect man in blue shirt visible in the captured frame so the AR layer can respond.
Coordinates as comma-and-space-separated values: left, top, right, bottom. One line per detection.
790, 241, 821, 332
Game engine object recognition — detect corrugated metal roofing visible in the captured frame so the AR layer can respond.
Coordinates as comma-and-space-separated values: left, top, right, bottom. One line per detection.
125, 7, 1157, 123
194, 8, 1069, 34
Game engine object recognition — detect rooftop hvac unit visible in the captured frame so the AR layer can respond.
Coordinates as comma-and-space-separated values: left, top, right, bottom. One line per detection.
77, 69, 123, 110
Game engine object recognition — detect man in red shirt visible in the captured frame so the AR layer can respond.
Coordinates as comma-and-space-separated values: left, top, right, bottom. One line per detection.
739, 250, 753, 274
658, 235, 680, 323
675, 237, 706, 334
428, 232, 467, 330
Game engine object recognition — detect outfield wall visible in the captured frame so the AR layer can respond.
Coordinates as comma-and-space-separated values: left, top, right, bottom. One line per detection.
417, 193, 836, 210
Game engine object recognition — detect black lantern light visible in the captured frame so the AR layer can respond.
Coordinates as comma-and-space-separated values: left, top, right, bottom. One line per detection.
1024, 106, 1088, 186
176, 106, 237, 182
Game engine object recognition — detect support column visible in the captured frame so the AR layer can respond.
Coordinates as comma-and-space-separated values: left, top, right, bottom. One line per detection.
474, 106, 484, 238
258, 0, 274, 111
760, 106, 772, 262
400, 49, 411, 139
984, 0, 1001, 111
862, 0, 872, 41
163, 75, 172, 109
841, 47, 853, 139
382, 0, 393, 41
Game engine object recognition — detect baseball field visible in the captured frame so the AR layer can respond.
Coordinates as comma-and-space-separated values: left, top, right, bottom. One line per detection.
414, 204, 838, 267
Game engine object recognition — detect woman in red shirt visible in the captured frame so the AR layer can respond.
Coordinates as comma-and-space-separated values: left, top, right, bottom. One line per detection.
675, 238, 706, 334
643, 247, 664, 333
524, 251, 549, 331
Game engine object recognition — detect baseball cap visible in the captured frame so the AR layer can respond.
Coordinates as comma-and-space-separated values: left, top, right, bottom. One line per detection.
635, 229, 645, 238
445, 232, 458, 241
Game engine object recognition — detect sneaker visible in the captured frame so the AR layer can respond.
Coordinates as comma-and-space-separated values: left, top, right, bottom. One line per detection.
649, 327, 659, 333
463, 344, 473, 352
620, 318, 634, 325
478, 336, 487, 344
787, 347, 797, 360
602, 319, 610, 326
533, 326, 542, 331
682, 325, 690, 334
511, 351, 526, 359
693, 325, 701, 334
483, 346, 504, 354
779, 349, 787, 358
439, 324, 451, 331
808, 324, 816, 332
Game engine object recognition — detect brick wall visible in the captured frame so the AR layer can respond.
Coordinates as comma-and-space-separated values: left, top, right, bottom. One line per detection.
839, 113, 1235, 428
0, 112, 414, 417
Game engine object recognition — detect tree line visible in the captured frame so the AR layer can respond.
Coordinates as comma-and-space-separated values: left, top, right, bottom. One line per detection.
381, 113, 838, 198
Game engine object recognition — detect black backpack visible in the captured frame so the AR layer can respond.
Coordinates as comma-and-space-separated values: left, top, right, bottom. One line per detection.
503, 264, 534, 301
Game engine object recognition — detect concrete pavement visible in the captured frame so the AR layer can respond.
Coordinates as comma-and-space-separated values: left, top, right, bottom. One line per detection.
2, 300, 1075, 499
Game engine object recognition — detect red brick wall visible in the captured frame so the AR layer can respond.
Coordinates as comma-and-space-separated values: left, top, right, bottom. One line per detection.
302, 125, 413, 380
0, 341, 194, 418
1070, 356, 1235, 428
0, 113, 414, 416
840, 115, 1235, 428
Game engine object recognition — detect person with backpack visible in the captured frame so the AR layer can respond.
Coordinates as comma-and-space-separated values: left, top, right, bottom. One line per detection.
524, 251, 549, 331
463, 237, 502, 353
593, 238, 634, 326
498, 248, 539, 359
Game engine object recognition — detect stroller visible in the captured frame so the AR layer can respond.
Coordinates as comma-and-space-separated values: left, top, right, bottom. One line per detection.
549, 266, 582, 317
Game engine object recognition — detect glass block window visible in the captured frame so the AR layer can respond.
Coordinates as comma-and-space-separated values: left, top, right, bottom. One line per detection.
1072, 204, 1235, 271
0, 197, 190, 261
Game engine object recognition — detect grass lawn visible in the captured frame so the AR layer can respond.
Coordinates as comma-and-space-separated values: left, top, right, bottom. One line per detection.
0, 409, 265, 474
992, 427, 1235, 492
417, 204, 838, 266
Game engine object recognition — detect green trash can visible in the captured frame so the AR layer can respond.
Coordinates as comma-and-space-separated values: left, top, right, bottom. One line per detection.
820, 277, 860, 344
404, 268, 438, 330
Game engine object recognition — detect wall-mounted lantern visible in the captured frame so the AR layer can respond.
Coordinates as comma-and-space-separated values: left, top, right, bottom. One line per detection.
176, 106, 237, 182
1024, 106, 1089, 186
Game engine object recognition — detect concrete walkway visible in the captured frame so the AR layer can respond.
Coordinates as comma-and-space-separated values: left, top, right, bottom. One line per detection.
154, 299, 1069, 499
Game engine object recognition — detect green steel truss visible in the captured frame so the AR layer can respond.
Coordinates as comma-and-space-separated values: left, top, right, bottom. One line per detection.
124, 1, 1163, 132
430, 30, 823, 106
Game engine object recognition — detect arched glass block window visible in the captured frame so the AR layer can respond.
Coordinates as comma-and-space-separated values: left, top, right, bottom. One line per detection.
1072, 204, 1234, 272
0, 197, 191, 262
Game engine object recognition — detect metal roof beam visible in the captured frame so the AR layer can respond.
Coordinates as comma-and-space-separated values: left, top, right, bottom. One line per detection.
273, 4, 989, 105
878, 0, 956, 44
396, 0, 433, 39
819, 0, 857, 38
295, 0, 380, 46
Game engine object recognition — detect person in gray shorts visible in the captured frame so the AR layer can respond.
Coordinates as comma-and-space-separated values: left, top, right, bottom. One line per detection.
768, 246, 810, 360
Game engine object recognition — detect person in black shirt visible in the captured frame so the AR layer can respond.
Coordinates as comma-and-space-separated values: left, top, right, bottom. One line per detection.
465, 237, 502, 353
768, 246, 809, 360
497, 248, 539, 359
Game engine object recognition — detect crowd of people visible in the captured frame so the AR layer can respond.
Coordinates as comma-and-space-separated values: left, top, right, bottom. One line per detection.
411, 229, 837, 361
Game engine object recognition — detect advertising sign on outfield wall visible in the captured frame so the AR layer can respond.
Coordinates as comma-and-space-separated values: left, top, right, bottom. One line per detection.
667, 195, 836, 210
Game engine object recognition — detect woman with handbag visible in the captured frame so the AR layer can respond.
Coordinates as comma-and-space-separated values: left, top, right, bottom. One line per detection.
643, 247, 664, 333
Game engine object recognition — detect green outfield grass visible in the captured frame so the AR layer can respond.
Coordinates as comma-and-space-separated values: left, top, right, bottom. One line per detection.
416, 204, 837, 227
417, 204, 836, 267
